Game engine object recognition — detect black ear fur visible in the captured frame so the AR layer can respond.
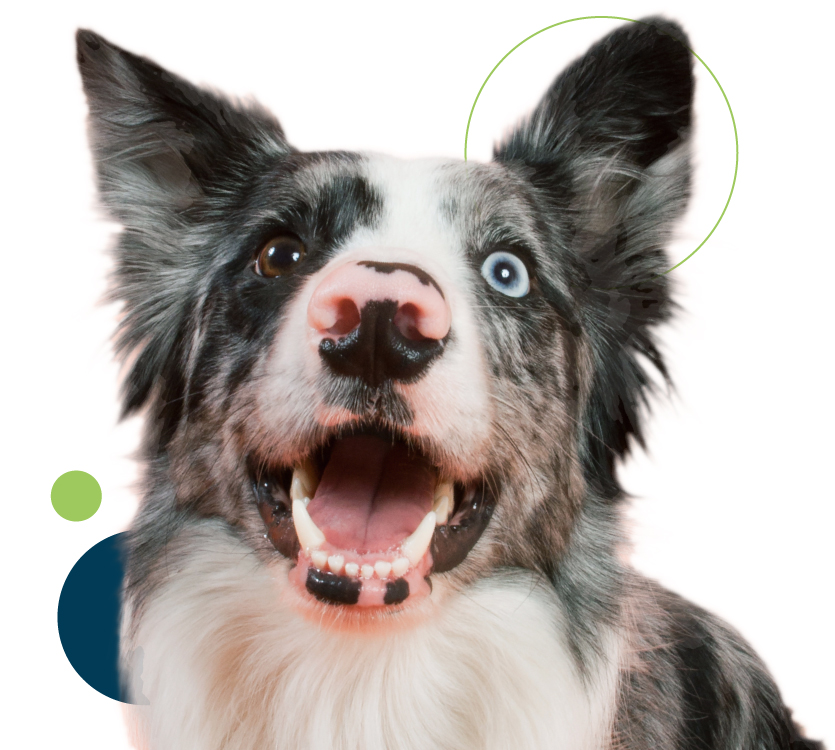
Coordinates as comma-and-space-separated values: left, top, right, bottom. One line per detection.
496, 19, 692, 170
77, 30, 288, 424
495, 19, 694, 497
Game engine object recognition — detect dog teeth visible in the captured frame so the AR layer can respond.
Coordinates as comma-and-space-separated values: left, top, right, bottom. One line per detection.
309, 555, 409, 580
290, 459, 320, 502
292, 499, 326, 552
434, 479, 454, 503
400, 511, 436, 565
374, 561, 392, 579
432, 494, 451, 525
391, 557, 410, 577
313, 555, 406, 580
433, 478, 453, 524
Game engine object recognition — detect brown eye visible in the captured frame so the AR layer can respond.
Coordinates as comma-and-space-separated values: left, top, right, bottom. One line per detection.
254, 235, 306, 277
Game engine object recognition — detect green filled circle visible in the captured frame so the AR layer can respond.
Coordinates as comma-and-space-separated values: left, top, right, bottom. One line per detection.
464, 16, 739, 275
52, 471, 102, 522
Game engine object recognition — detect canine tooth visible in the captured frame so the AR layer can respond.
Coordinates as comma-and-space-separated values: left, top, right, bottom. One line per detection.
311, 550, 328, 570
344, 562, 359, 577
434, 478, 454, 504
391, 557, 410, 577
433, 478, 454, 524
290, 476, 304, 502
400, 511, 436, 565
361, 564, 375, 580
374, 561, 392, 579
292, 499, 326, 551
432, 494, 451, 525
290, 459, 320, 502
328, 555, 345, 575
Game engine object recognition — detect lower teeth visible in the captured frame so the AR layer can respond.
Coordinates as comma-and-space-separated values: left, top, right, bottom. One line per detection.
306, 553, 412, 581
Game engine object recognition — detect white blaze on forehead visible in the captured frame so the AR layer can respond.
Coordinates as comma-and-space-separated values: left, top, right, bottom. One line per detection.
348, 156, 462, 257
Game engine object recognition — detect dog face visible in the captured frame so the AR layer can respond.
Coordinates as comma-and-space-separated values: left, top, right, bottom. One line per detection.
77, 19, 692, 624
194, 154, 590, 615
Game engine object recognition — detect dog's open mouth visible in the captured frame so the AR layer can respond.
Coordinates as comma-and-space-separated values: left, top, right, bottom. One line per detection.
251, 428, 495, 608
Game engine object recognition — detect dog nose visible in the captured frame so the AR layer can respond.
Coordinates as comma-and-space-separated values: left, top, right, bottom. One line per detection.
308, 261, 451, 387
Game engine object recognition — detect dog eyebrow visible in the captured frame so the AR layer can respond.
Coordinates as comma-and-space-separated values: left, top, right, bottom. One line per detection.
356, 261, 445, 298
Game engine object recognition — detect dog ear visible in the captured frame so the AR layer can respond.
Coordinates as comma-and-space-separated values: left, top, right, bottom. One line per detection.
494, 19, 694, 497
77, 30, 289, 424
77, 29, 289, 222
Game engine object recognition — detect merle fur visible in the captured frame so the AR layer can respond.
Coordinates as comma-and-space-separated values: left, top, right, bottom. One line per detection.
78, 20, 823, 750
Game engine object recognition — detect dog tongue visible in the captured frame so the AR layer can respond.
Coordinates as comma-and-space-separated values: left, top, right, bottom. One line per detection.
307, 435, 434, 552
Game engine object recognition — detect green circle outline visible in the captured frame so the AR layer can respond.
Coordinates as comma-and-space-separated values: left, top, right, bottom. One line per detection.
464, 16, 739, 275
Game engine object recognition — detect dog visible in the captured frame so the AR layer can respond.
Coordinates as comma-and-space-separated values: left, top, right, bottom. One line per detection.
77, 18, 823, 750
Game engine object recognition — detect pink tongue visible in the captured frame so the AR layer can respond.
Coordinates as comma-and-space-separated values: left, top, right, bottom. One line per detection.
307, 435, 434, 553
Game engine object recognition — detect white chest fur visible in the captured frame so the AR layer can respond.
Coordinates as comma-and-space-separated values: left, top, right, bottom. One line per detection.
124, 523, 619, 750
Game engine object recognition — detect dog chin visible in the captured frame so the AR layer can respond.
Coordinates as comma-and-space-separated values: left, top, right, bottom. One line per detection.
275, 556, 451, 635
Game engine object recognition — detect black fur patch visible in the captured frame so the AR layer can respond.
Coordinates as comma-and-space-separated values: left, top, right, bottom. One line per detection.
668, 602, 724, 748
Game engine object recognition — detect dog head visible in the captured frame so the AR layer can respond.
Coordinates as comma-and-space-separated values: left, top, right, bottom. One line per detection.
78, 19, 692, 623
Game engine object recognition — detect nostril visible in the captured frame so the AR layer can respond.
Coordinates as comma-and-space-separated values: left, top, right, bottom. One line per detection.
331, 298, 361, 336
393, 303, 426, 341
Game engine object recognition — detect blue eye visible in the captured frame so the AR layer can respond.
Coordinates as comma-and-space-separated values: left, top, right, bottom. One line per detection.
480, 251, 530, 298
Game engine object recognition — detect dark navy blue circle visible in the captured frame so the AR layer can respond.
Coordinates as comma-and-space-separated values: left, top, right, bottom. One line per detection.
57, 532, 132, 703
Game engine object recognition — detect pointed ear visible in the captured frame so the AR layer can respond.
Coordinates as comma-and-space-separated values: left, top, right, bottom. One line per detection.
495, 18, 692, 167
76, 31, 289, 424
495, 18, 693, 282
495, 19, 695, 495
76, 29, 289, 222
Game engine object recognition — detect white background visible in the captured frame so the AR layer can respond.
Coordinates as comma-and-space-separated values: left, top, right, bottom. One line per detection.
2, 0, 832, 746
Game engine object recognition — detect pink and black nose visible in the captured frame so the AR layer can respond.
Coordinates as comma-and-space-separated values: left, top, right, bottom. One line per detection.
308, 261, 451, 387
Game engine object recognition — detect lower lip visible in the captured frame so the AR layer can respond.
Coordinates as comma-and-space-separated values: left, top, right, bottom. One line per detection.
289, 553, 433, 608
